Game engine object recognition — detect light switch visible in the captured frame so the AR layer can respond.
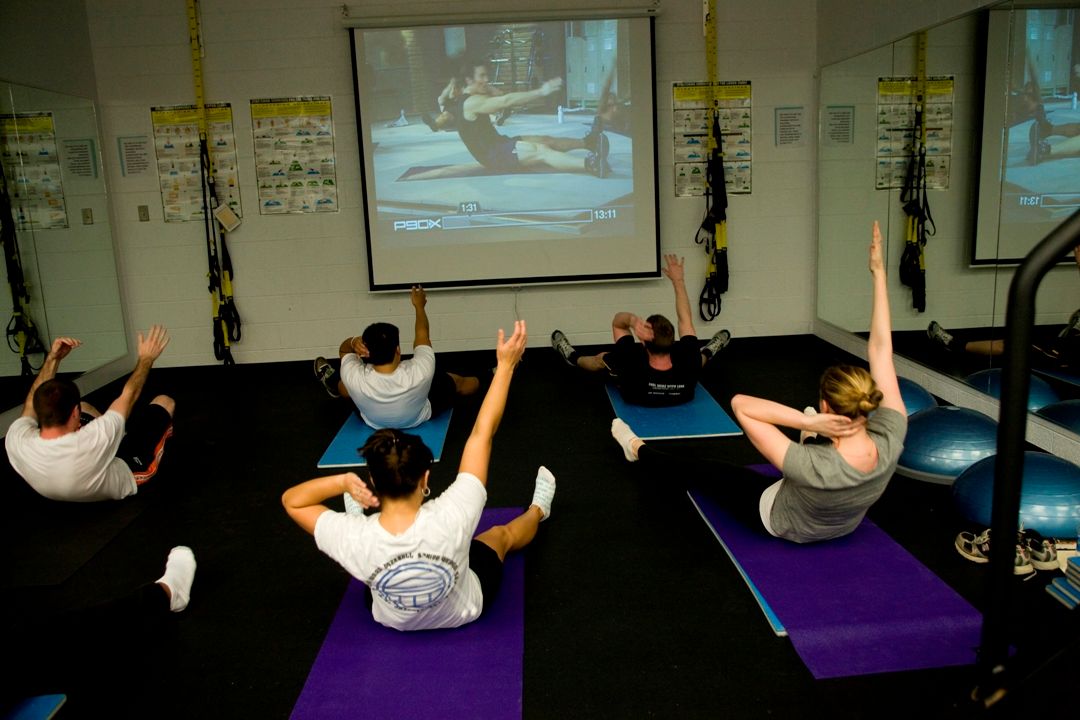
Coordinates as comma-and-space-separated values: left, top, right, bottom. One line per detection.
81, 208, 93, 225
138, 205, 150, 222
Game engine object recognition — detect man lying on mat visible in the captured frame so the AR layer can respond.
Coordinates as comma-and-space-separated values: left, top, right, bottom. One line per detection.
286, 321, 556, 631
611, 222, 908, 543
5, 325, 175, 502
552, 254, 731, 407
314, 286, 479, 429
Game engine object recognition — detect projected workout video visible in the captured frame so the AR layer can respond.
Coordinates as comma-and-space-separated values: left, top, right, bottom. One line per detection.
979, 8, 1080, 262
352, 17, 659, 289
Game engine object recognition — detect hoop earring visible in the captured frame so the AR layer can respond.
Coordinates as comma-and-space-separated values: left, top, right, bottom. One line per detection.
422, 486, 431, 498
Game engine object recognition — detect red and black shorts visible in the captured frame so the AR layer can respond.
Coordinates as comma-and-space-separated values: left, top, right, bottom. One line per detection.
116, 404, 174, 484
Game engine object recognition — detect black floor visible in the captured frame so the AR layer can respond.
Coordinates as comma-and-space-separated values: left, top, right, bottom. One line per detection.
2, 335, 1077, 718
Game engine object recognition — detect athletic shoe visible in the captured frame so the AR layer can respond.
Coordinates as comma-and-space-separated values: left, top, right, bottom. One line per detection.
314, 356, 340, 398
1020, 528, 1059, 571
927, 321, 955, 351
584, 130, 609, 158
551, 330, 577, 367
1061, 308, 1080, 338
701, 329, 731, 359
585, 151, 611, 178
421, 112, 438, 132
954, 528, 1035, 575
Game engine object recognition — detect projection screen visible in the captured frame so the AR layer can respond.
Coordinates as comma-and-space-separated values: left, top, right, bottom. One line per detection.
350, 15, 659, 289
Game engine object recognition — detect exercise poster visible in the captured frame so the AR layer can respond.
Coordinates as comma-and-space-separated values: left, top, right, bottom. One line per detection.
875, 76, 954, 190
250, 96, 338, 215
150, 103, 242, 223
672, 81, 752, 197
0, 112, 68, 229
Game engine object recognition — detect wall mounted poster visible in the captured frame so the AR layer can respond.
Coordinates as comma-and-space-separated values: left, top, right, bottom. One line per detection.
875, 75, 954, 190
672, 81, 752, 197
250, 96, 338, 215
0, 112, 68, 229
150, 103, 241, 223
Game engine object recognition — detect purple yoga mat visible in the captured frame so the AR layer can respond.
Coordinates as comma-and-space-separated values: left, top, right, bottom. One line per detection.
690, 485, 983, 679
290, 507, 524, 720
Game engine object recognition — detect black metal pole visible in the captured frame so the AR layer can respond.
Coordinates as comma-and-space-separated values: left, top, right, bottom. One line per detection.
976, 207, 1080, 700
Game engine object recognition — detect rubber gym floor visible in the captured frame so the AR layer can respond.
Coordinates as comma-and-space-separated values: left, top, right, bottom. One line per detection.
2, 335, 1077, 718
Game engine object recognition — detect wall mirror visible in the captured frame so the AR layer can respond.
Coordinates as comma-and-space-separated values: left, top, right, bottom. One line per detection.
0, 80, 127, 413
818, 1, 1080, 440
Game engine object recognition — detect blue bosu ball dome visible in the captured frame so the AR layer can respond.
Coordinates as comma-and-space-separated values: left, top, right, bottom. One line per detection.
964, 368, 1060, 412
952, 451, 1080, 538
897, 377, 937, 416
1036, 399, 1080, 434
896, 406, 998, 484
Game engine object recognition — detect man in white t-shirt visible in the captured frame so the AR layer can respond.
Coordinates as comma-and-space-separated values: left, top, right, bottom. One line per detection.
313, 286, 479, 429
4, 326, 175, 502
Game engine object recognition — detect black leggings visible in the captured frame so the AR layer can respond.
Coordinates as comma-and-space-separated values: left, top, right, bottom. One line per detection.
637, 445, 779, 533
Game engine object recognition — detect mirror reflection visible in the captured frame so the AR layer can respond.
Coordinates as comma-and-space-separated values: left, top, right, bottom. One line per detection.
818, 3, 1080, 437
0, 81, 127, 409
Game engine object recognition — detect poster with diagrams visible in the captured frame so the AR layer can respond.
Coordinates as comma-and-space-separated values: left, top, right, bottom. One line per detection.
250, 96, 337, 214
0, 112, 68, 229
672, 81, 752, 197
875, 75, 954, 190
151, 103, 241, 223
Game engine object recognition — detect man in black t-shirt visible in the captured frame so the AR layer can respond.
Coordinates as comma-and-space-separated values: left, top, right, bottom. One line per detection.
453, 61, 611, 177
551, 255, 731, 407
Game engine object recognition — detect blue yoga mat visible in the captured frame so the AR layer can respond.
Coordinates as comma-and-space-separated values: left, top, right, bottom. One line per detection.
688, 479, 982, 679
317, 410, 453, 468
606, 384, 742, 440
3, 695, 66, 720
290, 507, 524, 720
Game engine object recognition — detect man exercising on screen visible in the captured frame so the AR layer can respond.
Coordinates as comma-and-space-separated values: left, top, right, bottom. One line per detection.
450, 60, 612, 177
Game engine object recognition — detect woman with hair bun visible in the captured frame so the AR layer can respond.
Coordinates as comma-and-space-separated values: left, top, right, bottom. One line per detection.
611, 222, 907, 543
284, 321, 556, 630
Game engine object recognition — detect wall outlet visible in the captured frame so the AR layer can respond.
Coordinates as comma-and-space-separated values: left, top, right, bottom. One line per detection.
81, 208, 93, 224
138, 205, 150, 222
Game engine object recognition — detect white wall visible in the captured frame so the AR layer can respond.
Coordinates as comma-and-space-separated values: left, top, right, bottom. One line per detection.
85, 0, 819, 367
0, 0, 98, 100
817, 0, 997, 67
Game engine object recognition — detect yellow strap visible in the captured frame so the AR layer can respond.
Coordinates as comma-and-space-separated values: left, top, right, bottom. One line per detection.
703, 0, 719, 159
185, 0, 207, 136
915, 30, 927, 146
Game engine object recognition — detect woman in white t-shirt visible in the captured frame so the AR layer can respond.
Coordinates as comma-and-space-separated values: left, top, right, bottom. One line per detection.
283, 321, 556, 631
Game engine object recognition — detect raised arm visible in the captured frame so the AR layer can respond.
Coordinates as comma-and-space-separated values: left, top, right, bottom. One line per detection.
731, 394, 861, 468
411, 285, 431, 348
866, 221, 905, 414
464, 78, 562, 117
107, 325, 169, 419
21, 337, 81, 418
663, 254, 696, 338
458, 321, 527, 485
282, 471, 379, 536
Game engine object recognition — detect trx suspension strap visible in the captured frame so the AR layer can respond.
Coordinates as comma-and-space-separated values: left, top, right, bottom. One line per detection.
187, 0, 241, 365
0, 161, 45, 375
898, 31, 935, 312
695, 0, 728, 321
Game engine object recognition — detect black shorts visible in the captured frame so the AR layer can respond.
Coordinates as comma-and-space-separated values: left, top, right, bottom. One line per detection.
116, 404, 174, 484
427, 371, 457, 417
363, 539, 505, 615
476, 135, 520, 171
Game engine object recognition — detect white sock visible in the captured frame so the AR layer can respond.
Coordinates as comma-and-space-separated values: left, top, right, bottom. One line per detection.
531, 466, 556, 521
157, 546, 196, 612
611, 419, 641, 462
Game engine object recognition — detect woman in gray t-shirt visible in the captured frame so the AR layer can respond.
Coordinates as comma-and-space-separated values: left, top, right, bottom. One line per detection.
611, 221, 907, 543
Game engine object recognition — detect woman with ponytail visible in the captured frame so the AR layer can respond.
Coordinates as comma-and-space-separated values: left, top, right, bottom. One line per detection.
611, 222, 907, 543
283, 321, 557, 630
